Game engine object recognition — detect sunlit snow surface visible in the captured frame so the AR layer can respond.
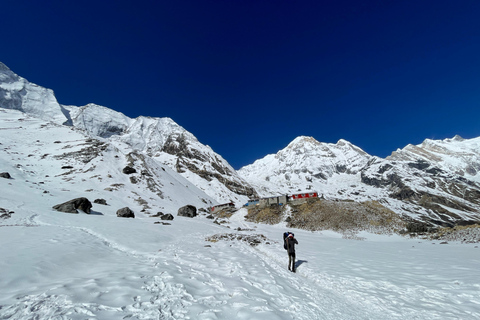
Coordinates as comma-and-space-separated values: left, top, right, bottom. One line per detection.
1, 110, 480, 319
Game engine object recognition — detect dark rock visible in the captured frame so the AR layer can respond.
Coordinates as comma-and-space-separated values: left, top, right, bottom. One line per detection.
390, 186, 416, 200
122, 166, 137, 174
129, 176, 138, 184
0, 172, 11, 179
406, 222, 430, 233
206, 214, 214, 219
426, 167, 444, 175
160, 213, 174, 220
53, 197, 92, 214
94, 199, 108, 205
336, 164, 347, 173
150, 212, 164, 217
407, 160, 430, 170
178, 205, 197, 218
154, 221, 171, 225
117, 207, 135, 218
61, 166, 74, 169
0, 208, 12, 219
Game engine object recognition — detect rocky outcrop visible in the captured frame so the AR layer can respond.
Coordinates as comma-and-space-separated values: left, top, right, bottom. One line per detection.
205, 233, 268, 247
117, 207, 135, 218
178, 205, 197, 218
53, 197, 92, 214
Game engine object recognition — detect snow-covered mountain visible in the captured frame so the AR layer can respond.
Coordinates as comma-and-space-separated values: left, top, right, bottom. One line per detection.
361, 136, 480, 225
0, 62, 256, 206
239, 136, 480, 227
238, 136, 372, 196
0, 108, 217, 213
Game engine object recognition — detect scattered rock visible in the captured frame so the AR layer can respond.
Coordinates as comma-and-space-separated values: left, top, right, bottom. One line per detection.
178, 205, 197, 218
0, 172, 11, 179
429, 225, 480, 243
122, 166, 137, 174
150, 212, 164, 217
94, 199, 108, 205
205, 233, 268, 247
117, 207, 135, 218
235, 227, 255, 231
0, 208, 13, 219
53, 197, 92, 214
160, 213, 174, 221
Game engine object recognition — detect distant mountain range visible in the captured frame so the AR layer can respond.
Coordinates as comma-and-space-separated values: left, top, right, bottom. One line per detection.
2, 61, 480, 227
238, 135, 480, 226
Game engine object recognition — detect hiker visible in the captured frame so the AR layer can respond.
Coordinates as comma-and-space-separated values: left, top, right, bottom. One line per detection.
286, 233, 298, 272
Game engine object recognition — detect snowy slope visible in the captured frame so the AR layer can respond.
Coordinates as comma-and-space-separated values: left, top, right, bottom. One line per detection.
0, 62, 255, 206
1, 109, 480, 319
0, 109, 216, 213
388, 135, 480, 183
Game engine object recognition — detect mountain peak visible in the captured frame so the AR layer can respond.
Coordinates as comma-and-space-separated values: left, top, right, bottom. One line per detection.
287, 136, 320, 148
336, 139, 351, 146
451, 135, 464, 142
0, 61, 11, 72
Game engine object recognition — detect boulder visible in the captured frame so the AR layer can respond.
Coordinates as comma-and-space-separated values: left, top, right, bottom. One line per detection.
0, 172, 11, 179
94, 198, 108, 205
160, 213, 174, 221
177, 205, 197, 218
117, 207, 135, 218
53, 197, 92, 214
123, 166, 137, 174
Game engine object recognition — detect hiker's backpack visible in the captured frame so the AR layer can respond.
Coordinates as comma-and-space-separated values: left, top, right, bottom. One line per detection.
283, 232, 294, 250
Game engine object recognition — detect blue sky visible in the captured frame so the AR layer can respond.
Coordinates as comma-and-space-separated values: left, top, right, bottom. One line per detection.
3, 0, 480, 169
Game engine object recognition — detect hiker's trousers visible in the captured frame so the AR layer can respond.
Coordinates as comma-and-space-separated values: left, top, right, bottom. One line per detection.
288, 253, 296, 270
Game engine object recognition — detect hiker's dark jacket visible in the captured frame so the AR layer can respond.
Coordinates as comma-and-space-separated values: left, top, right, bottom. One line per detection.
286, 237, 298, 254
